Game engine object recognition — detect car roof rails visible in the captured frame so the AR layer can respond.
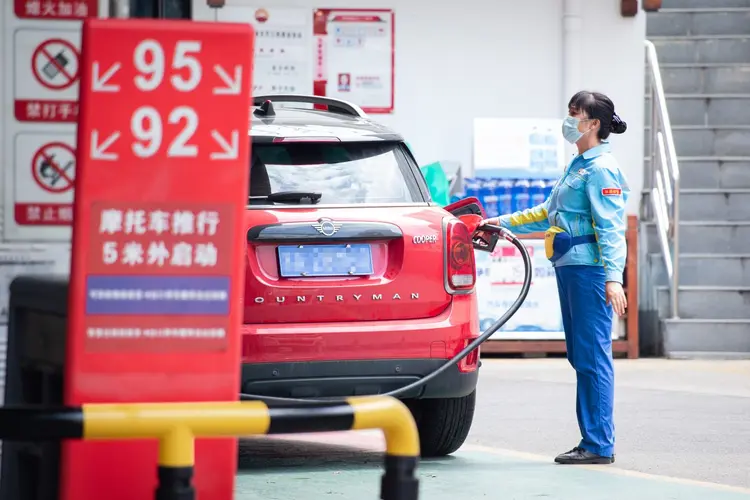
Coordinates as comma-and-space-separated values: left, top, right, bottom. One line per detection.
252, 94, 367, 118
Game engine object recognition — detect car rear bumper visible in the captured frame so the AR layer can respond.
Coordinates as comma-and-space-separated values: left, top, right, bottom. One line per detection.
240, 295, 479, 399
241, 294, 479, 362
240, 358, 479, 400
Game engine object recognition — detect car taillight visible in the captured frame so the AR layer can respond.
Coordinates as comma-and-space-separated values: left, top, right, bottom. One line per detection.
445, 220, 476, 292
458, 339, 480, 373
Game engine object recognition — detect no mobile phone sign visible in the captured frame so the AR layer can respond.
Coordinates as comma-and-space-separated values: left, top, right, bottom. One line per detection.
14, 30, 82, 123
32, 38, 80, 90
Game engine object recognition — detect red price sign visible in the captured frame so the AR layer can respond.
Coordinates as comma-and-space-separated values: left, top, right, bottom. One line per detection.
66, 19, 253, 500
77, 19, 252, 179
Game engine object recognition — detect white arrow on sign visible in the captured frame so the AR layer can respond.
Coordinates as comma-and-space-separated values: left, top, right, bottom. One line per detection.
213, 64, 242, 95
90, 130, 120, 161
91, 62, 121, 92
210, 130, 239, 160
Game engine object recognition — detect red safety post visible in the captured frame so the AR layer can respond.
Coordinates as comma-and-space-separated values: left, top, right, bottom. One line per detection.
62, 18, 254, 500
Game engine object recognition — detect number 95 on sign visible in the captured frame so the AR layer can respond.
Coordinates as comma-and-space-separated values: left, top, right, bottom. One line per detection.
89, 38, 244, 162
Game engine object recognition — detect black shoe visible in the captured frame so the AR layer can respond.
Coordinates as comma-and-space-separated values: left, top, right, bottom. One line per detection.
554, 446, 614, 465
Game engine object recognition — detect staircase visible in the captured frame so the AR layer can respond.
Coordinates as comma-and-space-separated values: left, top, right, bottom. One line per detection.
642, 0, 750, 358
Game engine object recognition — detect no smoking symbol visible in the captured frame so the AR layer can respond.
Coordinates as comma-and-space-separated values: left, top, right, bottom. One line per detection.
32, 142, 76, 194
32, 39, 80, 90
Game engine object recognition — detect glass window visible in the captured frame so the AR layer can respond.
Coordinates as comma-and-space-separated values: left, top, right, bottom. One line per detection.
250, 141, 423, 205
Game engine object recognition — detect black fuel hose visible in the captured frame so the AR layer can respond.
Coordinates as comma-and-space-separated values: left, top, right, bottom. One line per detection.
239, 224, 532, 404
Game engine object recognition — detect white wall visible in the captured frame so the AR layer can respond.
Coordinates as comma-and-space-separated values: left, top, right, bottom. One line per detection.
577, 1, 646, 214
0, 0, 646, 243
194, 0, 646, 213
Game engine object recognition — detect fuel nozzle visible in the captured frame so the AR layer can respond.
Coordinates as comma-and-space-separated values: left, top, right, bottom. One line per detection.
456, 213, 501, 253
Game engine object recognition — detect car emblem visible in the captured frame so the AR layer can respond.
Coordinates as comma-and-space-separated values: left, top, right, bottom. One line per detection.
312, 218, 342, 236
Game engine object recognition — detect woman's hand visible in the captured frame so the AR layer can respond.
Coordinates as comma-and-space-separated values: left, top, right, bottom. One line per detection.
480, 218, 498, 227
605, 281, 627, 316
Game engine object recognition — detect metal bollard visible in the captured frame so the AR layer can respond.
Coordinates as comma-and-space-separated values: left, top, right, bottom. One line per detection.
153, 427, 197, 500
346, 397, 420, 500
80, 401, 272, 500
0, 396, 420, 500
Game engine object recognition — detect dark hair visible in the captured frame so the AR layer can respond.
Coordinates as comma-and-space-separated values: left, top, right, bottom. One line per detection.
568, 91, 627, 140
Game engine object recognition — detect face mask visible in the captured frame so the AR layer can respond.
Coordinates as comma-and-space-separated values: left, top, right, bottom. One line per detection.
561, 116, 584, 144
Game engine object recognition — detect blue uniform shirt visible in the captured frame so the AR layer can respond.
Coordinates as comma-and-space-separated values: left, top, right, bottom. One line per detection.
498, 142, 630, 283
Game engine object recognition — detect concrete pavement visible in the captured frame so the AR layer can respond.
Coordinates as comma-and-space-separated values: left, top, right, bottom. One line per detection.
234, 358, 750, 499
469, 358, 750, 488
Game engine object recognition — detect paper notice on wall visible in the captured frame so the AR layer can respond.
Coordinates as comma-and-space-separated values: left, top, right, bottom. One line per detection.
314, 9, 394, 113
476, 240, 565, 340
476, 240, 621, 341
216, 6, 313, 96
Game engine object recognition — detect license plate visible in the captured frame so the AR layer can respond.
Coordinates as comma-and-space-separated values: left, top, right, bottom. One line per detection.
277, 244, 374, 278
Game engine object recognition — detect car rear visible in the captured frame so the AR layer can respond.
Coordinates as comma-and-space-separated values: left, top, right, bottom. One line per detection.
240, 100, 480, 456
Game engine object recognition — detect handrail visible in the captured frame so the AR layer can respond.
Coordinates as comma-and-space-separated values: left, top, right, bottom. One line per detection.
0, 397, 420, 500
645, 40, 681, 318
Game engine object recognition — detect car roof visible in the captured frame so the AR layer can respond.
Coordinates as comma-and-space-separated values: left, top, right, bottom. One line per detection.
249, 95, 403, 142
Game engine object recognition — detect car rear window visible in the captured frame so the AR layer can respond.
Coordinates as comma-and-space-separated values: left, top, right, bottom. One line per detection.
249, 141, 424, 205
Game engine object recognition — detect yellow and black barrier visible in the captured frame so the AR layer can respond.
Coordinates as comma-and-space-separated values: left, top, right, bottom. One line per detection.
0, 395, 420, 500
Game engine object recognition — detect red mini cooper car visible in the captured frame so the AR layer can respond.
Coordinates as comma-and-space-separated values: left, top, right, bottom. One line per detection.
242, 95, 484, 457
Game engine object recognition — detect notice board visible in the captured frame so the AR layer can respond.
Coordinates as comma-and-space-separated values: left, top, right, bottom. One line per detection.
313, 8, 395, 114
211, 6, 395, 114
215, 6, 314, 96
476, 239, 623, 341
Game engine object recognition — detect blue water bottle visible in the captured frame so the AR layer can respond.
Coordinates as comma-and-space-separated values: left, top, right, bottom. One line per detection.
475, 178, 489, 210
496, 179, 513, 215
464, 178, 481, 200
530, 179, 546, 206
482, 179, 499, 218
512, 179, 530, 212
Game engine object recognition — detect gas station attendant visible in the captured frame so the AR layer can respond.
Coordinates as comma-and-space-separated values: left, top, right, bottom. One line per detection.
481, 90, 630, 465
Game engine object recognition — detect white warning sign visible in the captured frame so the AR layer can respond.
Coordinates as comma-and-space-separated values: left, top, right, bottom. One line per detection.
32, 141, 76, 194
32, 38, 80, 90
14, 29, 81, 123
7, 133, 76, 237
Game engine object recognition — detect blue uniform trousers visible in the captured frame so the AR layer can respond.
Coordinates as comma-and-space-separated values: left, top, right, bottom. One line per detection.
555, 264, 615, 457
